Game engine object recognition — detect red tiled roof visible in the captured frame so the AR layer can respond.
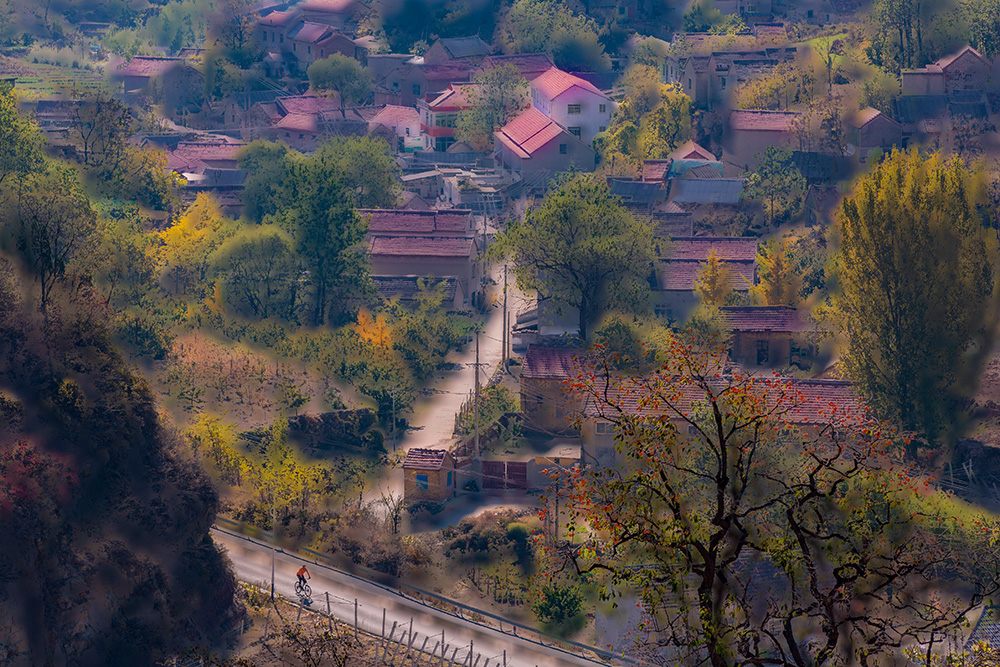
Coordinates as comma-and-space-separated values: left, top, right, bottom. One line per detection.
403, 448, 449, 470
495, 107, 566, 159
117, 56, 184, 78
370, 104, 419, 127
369, 235, 474, 258
720, 306, 809, 333
276, 95, 341, 115
259, 10, 297, 26
642, 159, 672, 182
427, 84, 479, 110
669, 236, 758, 262
276, 113, 320, 132
522, 345, 584, 379
849, 106, 897, 129
668, 140, 715, 161
478, 53, 555, 80
531, 67, 605, 100
360, 209, 472, 235
936, 45, 987, 70
729, 110, 801, 131
289, 21, 333, 43
166, 141, 247, 173
297, 0, 365, 14
418, 62, 474, 81
659, 259, 755, 291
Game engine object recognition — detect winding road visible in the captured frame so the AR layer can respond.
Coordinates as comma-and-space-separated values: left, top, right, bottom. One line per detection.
213, 528, 621, 667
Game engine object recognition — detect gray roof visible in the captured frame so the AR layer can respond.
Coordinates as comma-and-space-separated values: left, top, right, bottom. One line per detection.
893, 95, 949, 125
669, 178, 744, 205
439, 36, 491, 59
609, 179, 665, 205
227, 90, 289, 111
967, 607, 1000, 649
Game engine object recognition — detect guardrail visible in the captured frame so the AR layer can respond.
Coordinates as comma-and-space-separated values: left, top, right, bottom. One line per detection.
213, 517, 638, 666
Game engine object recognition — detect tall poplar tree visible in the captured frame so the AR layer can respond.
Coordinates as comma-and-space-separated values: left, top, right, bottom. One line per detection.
832, 149, 999, 442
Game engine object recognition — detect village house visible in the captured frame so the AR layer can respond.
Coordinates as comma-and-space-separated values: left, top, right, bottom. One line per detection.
654, 236, 758, 321
724, 109, 801, 170
670, 48, 797, 109
359, 208, 477, 239
418, 84, 478, 152
218, 90, 289, 135
373, 276, 466, 310
520, 345, 585, 437
256, 10, 366, 75
720, 306, 819, 369
113, 56, 204, 113
529, 67, 614, 145
402, 448, 456, 502
902, 46, 994, 96
368, 236, 482, 307
714, 0, 774, 18
422, 36, 492, 65
494, 106, 596, 185
368, 105, 421, 152
582, 0, 639, 21
847, 107, 902, 161
247, 95, 351, 149
294, 0, 370, 33
376, 62, 474, 107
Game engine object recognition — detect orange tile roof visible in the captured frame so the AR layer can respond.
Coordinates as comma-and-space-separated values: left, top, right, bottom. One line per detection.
522, 345, 585, 379
495, 107, 565, 159
531, 67, 606, 100
403, 448, 450, 470
669, 236, 758, 261
719, 306, 809, 333
369, 235, 474, 258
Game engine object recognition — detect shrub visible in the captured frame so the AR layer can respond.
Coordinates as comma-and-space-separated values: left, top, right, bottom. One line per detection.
533, 584, 582, 624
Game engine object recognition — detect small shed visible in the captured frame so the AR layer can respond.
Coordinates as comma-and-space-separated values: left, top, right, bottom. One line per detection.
403, 448, 455, 502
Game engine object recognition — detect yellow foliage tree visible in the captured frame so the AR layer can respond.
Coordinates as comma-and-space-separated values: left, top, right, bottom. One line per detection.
355, 309, 392, 348
754, 238, 801, 306
695, 249, 733, 306
160, 192, 229, 293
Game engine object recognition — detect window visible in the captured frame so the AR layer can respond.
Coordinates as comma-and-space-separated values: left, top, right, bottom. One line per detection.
293, 42, 296, 51
446, 471, 453, 487
599, 126, 606, 132
568, 127, 582, 138
279, 34, 283, 43
299, 133, 304, 139
567, 103, 582, 114
307, 46, 311, 54
415, 474, 428, 490
285, 132, 290, 137
720, 77, 727, 89
412, 83, 421, 96
559, 143, 567, 154
807, 9, 814, 17
595, 422, 613, 435
232, 115, 236, 123
599, 103, 606, 113
688, 78, 692, 89
654, 304, 673, 320
756, 339, 770, 365
618, 5, 625, 13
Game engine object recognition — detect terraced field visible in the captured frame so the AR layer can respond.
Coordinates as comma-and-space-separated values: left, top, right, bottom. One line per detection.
2, 58, 112, 98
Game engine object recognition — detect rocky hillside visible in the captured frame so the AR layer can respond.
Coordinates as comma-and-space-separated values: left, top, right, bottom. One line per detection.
0, 257, 241, 665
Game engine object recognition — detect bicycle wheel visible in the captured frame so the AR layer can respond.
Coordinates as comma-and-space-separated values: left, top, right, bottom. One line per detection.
294, 581, 304, 595
301, 583, 311, 597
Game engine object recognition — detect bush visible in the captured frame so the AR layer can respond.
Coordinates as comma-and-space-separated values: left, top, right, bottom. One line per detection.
533, 584, 582, 624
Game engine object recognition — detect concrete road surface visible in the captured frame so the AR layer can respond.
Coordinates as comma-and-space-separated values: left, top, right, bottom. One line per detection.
214, 528, 618, 667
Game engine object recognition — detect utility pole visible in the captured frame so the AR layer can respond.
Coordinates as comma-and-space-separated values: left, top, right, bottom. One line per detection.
270, 500, 276, 601
474, 331, 481, 460
391, 389, 396, 451
502, 264, 508, 373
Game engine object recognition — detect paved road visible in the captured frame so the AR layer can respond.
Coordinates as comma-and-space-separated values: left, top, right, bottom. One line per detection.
213, 528, 612, 667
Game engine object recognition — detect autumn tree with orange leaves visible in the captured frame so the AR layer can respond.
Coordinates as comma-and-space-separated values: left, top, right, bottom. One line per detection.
548, 337, 1000, 667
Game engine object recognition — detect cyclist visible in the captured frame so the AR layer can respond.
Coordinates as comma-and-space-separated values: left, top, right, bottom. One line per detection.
296, 565, 310, 589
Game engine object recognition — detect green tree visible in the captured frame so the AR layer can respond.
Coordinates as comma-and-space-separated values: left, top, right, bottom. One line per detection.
211, 225, 299, 320
832, 149, 999, 443
743, 146, 806, 224
0, 82, 44, 190
499, 0, 610, 71
965, 0, 1000, 59
754, 237, 801, 306
316, 136, 400, 209
9, 163, 99, 310
239, 140, 292, 223
859, 69, 901, 116
493, 175, 655, 339
694, 249, 733, 306
267, 152, 369, 326
533, 584, 582, 625
636, 89, 691, 159
160, 192, 232, 294
307, 55, 373, 109
455, 64, 529, 152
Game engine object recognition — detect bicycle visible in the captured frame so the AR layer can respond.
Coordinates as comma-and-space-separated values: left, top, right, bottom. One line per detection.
294, 580, 312, 599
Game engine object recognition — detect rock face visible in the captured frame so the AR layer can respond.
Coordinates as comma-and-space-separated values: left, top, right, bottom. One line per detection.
0, 261, 241, 665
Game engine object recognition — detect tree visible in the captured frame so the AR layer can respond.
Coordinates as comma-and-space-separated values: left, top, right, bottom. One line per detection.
694, 249, 733, 306
0, 82, 43, 190
239, 140, 292, 223
556, 340, 1000, 666
209, 0, 260, 67
211, 225, 299, 320
307, 55, 372, 109
455, 64, 529, 152
813, 36, 844, 94
636, 89, 691, 159
10, 163, 99, 310
267, 151, 369, 326
533, 583, 582, 625
743, 146, 806, 224
160, 192, 232, 294
754, 237, 801, 306
315, 136, 400, 209
859, 69, 901, 116
832, 149, 999, 443
965, 0, 1000, 59
499, 0, 610, 71
494, 176, 655, 340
